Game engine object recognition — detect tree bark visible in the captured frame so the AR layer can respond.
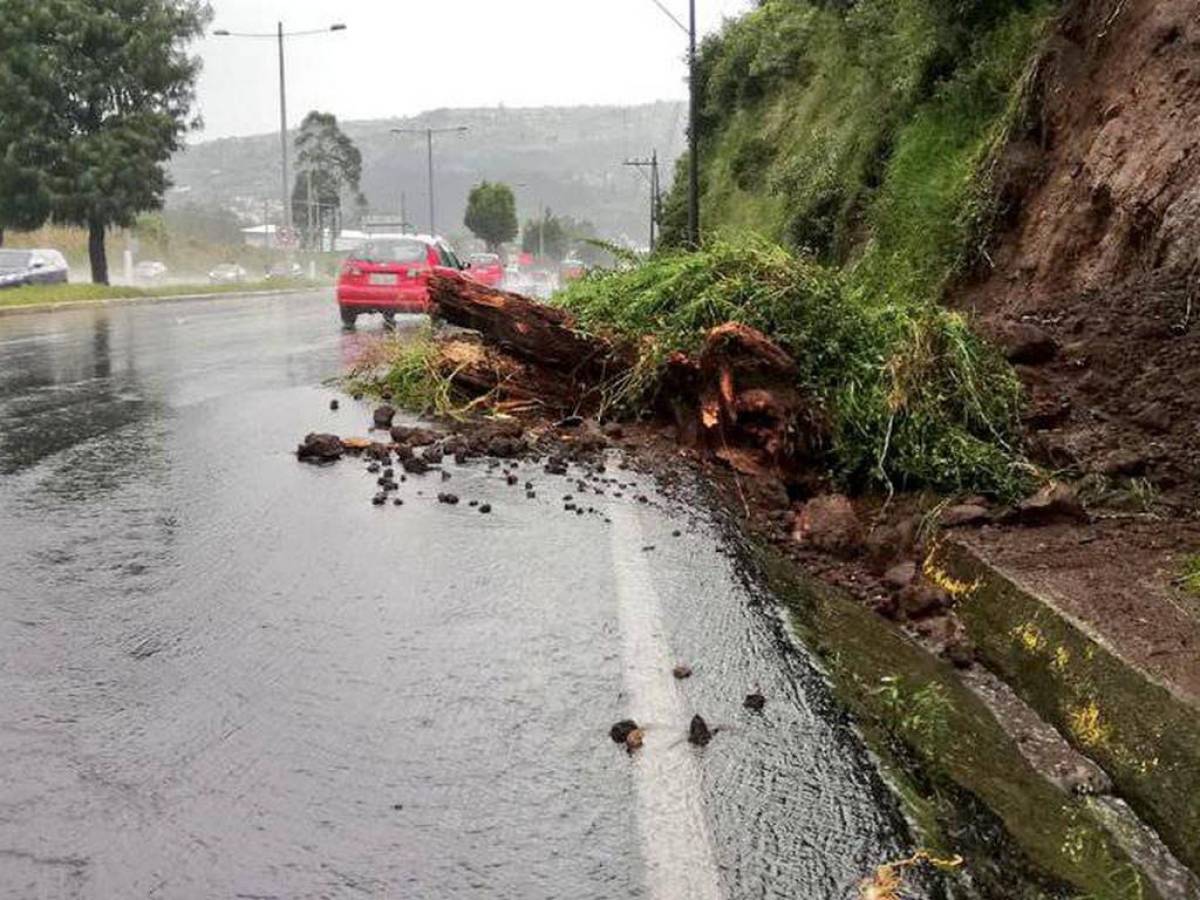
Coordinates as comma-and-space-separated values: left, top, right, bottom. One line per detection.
88, 219, 108, 285
428, 271, 617, 375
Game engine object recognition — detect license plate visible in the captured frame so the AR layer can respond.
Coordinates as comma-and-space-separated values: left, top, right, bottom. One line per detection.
369, 273, 398, 285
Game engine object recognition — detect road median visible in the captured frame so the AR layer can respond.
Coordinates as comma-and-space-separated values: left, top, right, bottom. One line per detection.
0, 282, 326, 317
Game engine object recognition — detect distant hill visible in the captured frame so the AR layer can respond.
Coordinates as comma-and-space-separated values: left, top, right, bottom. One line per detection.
168, 102, 686, 245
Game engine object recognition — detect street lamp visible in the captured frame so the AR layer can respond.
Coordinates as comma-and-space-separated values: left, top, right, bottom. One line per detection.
648, 0, 699, 248
212, 22, 347, 235
391, 126, 469, 237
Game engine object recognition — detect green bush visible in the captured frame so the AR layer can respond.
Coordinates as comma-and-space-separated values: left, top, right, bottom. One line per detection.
557, 240, 1028, 498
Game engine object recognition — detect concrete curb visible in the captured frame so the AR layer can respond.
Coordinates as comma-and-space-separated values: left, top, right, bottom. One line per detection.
0, 286, 324, 318
932, 538, 1200, 875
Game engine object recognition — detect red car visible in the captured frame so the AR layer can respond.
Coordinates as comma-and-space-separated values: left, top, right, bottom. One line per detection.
466, 252, 504, 288
336, 235, 466, 327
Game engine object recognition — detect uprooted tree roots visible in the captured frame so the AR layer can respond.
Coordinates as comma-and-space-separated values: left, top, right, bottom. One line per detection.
425, 271, 818, 482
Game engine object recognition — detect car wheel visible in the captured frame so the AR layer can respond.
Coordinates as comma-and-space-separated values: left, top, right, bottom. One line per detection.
340, 309, 358, 330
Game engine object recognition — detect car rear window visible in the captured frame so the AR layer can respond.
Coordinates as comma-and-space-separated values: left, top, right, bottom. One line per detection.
351, 239, 428, 265
0, 250, 33, 267
470, 253, 499, 265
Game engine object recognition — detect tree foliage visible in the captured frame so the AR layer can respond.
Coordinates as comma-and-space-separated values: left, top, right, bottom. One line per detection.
0, 0, 210, 280
463, 181, 518, 251
292, 111, 364, 248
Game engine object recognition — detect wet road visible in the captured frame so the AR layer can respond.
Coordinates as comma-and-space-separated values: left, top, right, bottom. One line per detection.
0, 294, 911, 899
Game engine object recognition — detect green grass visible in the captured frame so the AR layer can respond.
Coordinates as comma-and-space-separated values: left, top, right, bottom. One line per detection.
556, 239, 1030, 498
344, 329, 462, 418
0, 278, 322, 309
1180, 555, 1200, 597
664, 0, 1055, 306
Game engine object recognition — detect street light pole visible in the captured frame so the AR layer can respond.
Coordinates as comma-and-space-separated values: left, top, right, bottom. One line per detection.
391, 126, 469, 236
277, 21, 289, 230
212, 22, 347, 239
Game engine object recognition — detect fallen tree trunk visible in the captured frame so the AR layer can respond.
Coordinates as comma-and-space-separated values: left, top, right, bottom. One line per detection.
429, 272, 616, 375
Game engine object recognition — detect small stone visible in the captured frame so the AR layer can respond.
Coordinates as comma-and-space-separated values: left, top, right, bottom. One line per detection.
506, 474, 518, 486
402, 456, 430, 475
1009, 482, 1087, 525
744, 691, 766, 712
672, 664, 692, 680
883, 561, 917, 591
672, 529, 682, 538
372, 493, 387, 506
469, 500, 478, 507
367, 462, 381, 474
610, 720, 639, 744
393, 498, 404, 506
624, 728, 644, 753
373, 405, 396, 428
792, 494, 864, 558
526, 490, 536, 499
437, 493, 460, 505
329, 399, 340, 411
479, 504, 492, 514
688, 714, 713, 747
899, 582, 949, 620
441, 470, 452, 481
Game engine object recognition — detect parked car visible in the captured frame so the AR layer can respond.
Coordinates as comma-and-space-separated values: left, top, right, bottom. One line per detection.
336, 234, 466, 327
208, 263, 247, 285
266, 261, 303, 280
0, 248, 69, 289
466, 252, 504, 288
134, 260, 168, 283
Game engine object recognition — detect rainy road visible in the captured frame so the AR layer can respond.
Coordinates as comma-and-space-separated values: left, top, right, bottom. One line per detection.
0, 293, 913, 899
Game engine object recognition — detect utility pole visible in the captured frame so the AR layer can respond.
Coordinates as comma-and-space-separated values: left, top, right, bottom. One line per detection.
391, 125, 469, 236
624, 149, 662, 253
687, 0, 699, 248
647, 0, 700, 247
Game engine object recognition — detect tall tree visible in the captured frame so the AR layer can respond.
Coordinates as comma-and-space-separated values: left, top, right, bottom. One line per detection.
463, 181, 518, 252
0, 1, 61, 246
521, 211, 568, 262
0, 0, 210, 282
292, 111, 364, 248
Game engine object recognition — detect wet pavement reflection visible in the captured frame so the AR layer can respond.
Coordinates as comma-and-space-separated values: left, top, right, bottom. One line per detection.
0, 294, 912, 898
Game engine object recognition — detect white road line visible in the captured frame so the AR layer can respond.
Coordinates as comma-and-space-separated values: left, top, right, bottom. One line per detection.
609, 502, 724, 900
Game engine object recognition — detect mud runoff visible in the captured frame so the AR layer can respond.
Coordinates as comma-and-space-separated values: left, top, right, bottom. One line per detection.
0, 295, 915, 898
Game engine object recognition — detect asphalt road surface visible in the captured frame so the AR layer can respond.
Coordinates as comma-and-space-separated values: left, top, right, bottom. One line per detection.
0, 293, 913, 899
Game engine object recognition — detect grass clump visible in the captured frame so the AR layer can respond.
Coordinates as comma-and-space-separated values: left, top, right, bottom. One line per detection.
556, 239, 1028, 498
344, 329, 459, 417
1179, 556, 1200, 598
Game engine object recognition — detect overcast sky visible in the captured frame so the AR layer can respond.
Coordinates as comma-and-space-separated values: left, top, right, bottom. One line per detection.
193, 0, 753, 142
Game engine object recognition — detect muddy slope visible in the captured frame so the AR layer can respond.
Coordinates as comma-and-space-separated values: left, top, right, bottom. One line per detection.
960, 0, 1200, 499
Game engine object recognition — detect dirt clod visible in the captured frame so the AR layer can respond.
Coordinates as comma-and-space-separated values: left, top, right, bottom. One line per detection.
673, 664, 693, 679
297, 433, 344, 464
744, 691, 766, 712
373, 405, 396, 428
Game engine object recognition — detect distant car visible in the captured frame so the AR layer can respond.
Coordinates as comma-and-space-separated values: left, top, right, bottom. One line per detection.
466, 252, 504, 288
336, 234, 466, 328
208, 263, 247, 285
528, 268, 558, 300
0, 248, 69, 289
134, 260, 168, 283
265, 261, 303, 280
560, 257, 585, 282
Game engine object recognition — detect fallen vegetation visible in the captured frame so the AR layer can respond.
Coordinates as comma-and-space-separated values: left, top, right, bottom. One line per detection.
557, 240, 1030, 498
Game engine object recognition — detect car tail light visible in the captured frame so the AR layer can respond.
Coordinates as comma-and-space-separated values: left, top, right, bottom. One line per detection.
342, 263, 364, 278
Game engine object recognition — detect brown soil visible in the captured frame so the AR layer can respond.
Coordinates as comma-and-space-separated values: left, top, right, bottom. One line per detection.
958, 0, 1200, 504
